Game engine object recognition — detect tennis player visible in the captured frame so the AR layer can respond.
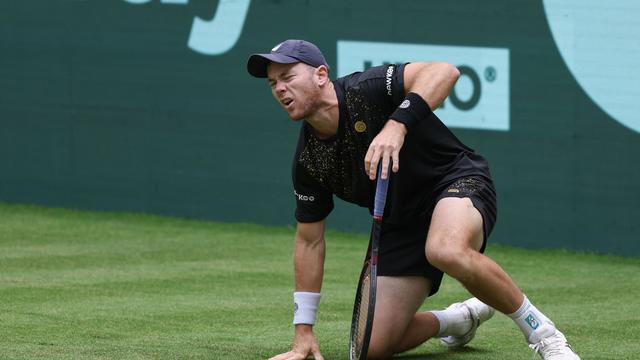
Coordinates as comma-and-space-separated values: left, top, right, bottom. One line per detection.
247, 39, 580, 360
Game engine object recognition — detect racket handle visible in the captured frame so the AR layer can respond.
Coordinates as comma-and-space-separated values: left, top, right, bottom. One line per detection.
373, 164, 390, 221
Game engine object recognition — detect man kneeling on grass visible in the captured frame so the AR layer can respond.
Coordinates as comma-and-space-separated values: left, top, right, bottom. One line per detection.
248, 39, 581, 360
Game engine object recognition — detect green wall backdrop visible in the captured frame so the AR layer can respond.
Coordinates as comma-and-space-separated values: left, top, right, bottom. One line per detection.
1, 1, 638, 255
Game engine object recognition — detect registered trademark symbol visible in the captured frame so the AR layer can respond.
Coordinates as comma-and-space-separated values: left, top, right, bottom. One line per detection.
484, 66, 497, 82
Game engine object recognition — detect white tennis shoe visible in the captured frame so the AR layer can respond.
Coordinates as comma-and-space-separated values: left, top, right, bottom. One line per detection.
439, 297, 495, 348
529, 327, 581, 360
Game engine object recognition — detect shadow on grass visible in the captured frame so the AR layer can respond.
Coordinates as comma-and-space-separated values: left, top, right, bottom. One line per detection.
393, 346, 492, 359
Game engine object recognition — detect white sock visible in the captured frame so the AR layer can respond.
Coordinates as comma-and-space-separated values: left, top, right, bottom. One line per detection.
508, 296, 555, 343
431, 310, 449, 337
431, 306, 472, 337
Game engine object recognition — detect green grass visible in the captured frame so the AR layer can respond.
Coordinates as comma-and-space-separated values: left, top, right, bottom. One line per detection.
0, 203, 638, 359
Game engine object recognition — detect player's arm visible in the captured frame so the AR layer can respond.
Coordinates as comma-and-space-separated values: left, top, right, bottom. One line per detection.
365, 62, 460, 180
270, 219, 326, 360
402, 61, 460, 110
294, 219, 326, 292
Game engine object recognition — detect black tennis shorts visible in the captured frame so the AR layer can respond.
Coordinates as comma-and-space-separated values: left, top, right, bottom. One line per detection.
377, 176, 497, 296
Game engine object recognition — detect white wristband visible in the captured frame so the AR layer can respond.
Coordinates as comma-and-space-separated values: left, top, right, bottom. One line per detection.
293, 292, 321, 325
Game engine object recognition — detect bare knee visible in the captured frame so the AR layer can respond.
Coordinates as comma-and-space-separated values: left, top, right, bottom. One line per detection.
367, 341, 393, 360
367, 326, 396, 359
426, 239, 476, 279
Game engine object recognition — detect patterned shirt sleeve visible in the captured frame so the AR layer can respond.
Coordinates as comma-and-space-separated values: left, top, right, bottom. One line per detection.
356, 63, 407, 111
291, 125, 334, 223
292, 161, 334, 223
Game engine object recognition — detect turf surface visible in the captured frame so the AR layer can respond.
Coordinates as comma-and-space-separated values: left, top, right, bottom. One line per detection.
1, 203, 638, 359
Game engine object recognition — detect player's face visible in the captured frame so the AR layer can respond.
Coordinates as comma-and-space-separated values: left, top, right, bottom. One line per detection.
267, 62, 321, 121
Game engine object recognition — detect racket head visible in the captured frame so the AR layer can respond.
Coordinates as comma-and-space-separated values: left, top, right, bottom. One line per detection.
349, 261, 377, 359
349, 222, 380, 360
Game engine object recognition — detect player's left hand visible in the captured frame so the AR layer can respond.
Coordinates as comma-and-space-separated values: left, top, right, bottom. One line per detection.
268, 325, 324, 360
364, 119, 407, 180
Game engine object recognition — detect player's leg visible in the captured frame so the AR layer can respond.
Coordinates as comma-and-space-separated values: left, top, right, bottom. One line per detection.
366, 276, 432, 359
425, 195, 523, 314
367, 220, 440, 358
425, 178, 580, 358
367, 218, 494, 359
368, 276, 494, 358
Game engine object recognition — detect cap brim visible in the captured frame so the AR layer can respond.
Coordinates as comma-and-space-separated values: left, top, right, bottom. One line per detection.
247, 53, 299, 78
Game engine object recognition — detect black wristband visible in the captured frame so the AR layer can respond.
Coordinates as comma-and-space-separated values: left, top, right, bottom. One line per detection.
389, 92, 433, 130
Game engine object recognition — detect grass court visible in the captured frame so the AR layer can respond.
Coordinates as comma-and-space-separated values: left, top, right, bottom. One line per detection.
1, 203, 638, 359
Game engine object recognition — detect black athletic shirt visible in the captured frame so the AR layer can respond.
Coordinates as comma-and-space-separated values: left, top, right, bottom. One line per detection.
292, 63, 492, 224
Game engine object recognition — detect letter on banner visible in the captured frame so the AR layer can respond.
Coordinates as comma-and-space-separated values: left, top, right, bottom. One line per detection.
188, 0, 251, 55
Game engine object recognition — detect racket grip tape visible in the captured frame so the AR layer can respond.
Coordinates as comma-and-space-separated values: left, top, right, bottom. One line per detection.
373, 163, 390, 221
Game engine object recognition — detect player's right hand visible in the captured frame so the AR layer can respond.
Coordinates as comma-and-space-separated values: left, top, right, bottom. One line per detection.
268, 325, 324, 360
364, 119, 407, 180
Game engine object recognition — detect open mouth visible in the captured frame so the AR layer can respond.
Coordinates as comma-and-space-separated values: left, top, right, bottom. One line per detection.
281, 98, 293, 108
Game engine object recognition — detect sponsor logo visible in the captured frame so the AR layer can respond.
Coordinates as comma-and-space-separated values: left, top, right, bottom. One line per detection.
294, 190, 315, 202
447, 188, 460, 193
337, 40, 510, 131
399, 99, 411, 109
123, 0, 251, 55
271, 42, 283, 52
525, 314, 540, 330
385, 65, 394, 96
294, 302, 299, 314
354, 120, 367, 133
122, 2, 640, 134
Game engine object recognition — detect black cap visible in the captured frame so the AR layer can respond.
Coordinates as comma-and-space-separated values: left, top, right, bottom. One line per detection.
247, 39, 329, 78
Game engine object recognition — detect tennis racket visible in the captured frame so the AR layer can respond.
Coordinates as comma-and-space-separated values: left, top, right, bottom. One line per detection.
349, 166, 390, 360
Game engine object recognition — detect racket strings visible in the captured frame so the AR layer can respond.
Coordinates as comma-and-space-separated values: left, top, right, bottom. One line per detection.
352, 268, 371, 358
